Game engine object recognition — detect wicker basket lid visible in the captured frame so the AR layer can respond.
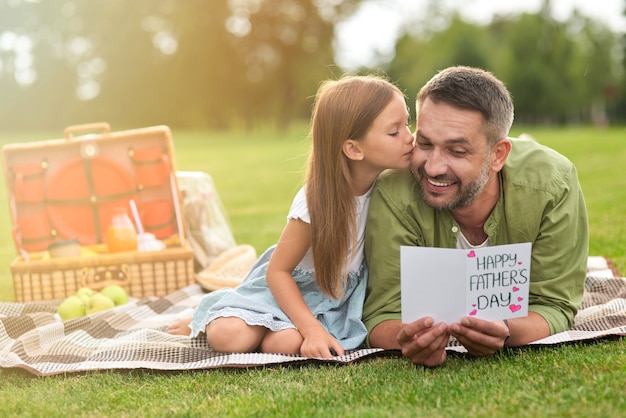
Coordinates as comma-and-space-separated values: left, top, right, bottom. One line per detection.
196, 244, 257, 291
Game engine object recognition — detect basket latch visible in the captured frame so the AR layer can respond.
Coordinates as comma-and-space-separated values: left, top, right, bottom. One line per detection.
81, 264, 131, 290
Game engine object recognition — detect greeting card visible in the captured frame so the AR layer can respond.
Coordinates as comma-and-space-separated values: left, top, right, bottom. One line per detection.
400, 243, 531, 324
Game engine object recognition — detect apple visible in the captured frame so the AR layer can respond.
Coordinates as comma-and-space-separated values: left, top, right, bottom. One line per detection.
57, 295, 86, 320
85, 292, 115, 315
100, 285, 128, 306
75, 287, 96, 304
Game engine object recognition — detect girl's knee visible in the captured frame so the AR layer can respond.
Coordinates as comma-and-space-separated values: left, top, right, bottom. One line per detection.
205, 317, 264, 353
261, 329, 303, 355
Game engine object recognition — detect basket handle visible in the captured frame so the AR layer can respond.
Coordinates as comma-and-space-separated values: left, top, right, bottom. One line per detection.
64, 123, 111, 141
80, 264, 131, 290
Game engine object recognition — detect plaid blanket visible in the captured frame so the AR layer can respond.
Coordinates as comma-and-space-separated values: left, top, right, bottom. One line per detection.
1, 257, 624, 376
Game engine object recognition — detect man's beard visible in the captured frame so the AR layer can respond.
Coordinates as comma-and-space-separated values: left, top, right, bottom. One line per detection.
415, 157, 491, 210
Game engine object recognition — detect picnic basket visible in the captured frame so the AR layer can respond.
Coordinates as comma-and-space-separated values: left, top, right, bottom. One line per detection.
2, 123, 195, 301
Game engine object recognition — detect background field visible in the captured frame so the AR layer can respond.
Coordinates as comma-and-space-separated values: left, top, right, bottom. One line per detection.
1, 125, 624, 299
0, 125, 625, 416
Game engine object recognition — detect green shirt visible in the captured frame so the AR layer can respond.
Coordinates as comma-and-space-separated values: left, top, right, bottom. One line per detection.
363, 138, 589, 342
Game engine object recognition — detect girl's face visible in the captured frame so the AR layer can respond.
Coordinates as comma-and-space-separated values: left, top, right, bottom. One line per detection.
359, 92, 414, 171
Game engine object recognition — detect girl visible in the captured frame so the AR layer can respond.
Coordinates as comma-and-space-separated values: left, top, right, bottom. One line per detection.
168, 75, 414, 357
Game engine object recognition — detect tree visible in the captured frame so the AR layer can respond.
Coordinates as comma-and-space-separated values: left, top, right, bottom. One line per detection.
388, 14, 490, 91
385, 2, 624, 125
225, 0, 362, 129
499, 8, 620, 124
0, 0, 365, 131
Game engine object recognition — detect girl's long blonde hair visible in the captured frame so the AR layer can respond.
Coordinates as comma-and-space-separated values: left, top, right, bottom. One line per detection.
306, 75, 403, 299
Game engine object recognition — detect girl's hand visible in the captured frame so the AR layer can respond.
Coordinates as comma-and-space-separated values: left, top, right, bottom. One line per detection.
299, 325, 345, 358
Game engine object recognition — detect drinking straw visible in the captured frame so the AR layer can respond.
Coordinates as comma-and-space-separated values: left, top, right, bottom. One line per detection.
129, 199, 145, 234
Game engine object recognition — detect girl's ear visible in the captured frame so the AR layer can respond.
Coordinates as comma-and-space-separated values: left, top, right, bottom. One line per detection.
342, 139, 364, 161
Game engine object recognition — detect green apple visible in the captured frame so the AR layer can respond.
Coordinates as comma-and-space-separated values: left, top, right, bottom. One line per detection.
85, 292, 115, 315
75, 287, 96, 304
99, 285, 128, 306
57, 295, 86, 320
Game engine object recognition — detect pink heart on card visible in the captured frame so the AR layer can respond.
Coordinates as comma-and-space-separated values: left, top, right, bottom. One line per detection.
468, 250, 476, 258
512, 286, 520, 292
509, 304, 522, 313
472, 304, 477, 307
469, 309, 477, 316
518, 297, 523, 302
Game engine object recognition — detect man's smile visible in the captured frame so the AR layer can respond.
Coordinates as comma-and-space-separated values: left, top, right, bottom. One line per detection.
426, 178, 456, 188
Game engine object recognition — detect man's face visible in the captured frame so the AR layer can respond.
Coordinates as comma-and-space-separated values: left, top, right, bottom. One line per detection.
411, 98, 495, 210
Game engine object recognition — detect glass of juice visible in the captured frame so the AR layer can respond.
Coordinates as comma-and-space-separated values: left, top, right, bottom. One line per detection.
106, 207, 138, 253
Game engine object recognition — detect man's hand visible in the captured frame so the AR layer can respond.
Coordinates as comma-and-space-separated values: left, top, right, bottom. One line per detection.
397, 317, 450, 367
448, 317, 509, 357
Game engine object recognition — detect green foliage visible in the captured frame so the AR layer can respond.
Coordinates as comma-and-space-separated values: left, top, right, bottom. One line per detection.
1, 1, 624, 131
0, 0, 363, 131
387, 8, 624, 125
390, 14, 491, 96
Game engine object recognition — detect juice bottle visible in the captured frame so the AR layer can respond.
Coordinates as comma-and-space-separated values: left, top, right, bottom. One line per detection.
106, 207, 138, 253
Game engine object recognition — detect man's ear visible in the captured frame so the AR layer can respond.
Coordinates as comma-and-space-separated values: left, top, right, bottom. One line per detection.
491, 138, 512, 171
342, 139, 364, 161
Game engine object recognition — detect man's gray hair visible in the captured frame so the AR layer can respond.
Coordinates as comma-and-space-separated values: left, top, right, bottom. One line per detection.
416, 66, 514, 145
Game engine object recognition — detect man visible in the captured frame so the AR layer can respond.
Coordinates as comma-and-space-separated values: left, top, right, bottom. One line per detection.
363, 66, 588, 367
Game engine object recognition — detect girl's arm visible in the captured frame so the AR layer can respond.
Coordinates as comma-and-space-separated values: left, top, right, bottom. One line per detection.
266, 218, 345, 358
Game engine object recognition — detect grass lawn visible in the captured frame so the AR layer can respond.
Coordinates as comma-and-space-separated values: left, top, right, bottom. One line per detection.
0, 125, 625, 417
